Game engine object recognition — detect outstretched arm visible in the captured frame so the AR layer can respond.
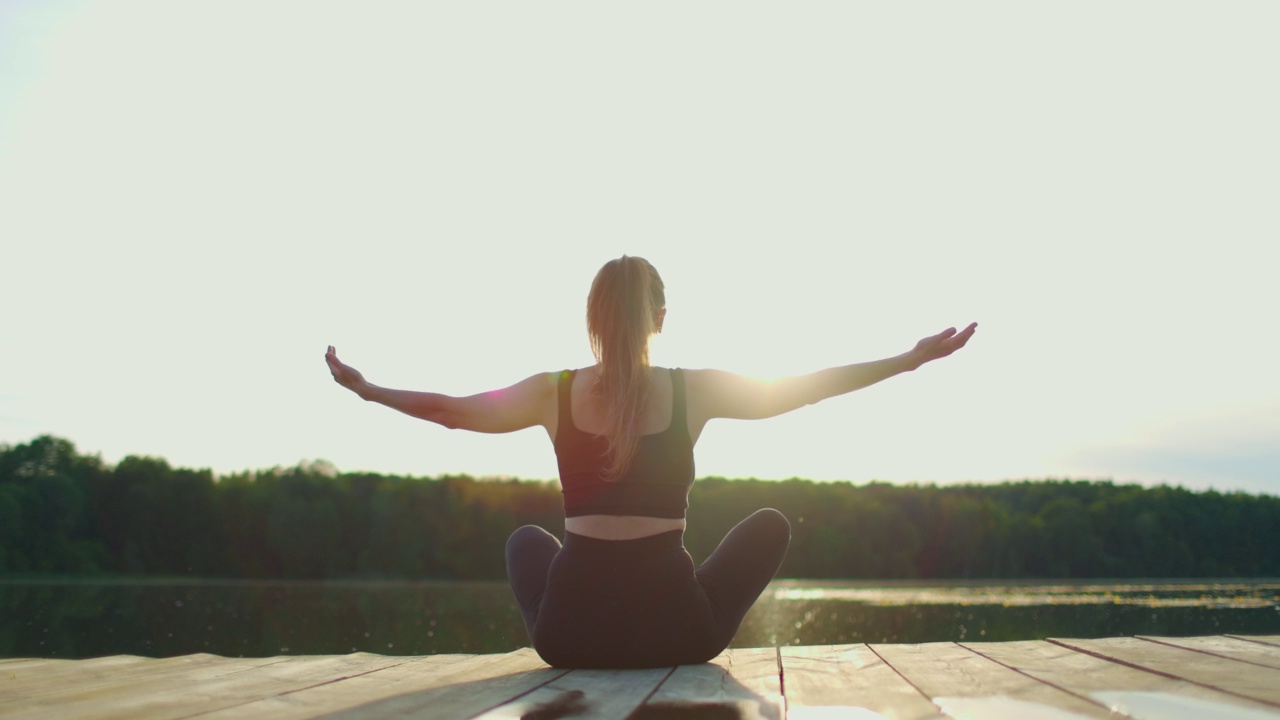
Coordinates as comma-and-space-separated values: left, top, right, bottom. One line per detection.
688, 323, 977, 426
324, 346, 556, 434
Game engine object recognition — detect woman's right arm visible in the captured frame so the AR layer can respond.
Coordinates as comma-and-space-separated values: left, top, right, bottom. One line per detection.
325, 346, 556, 434
687, 323, 977, 427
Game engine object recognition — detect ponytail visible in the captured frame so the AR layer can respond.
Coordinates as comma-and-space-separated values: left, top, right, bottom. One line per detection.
586, 256, 666, 480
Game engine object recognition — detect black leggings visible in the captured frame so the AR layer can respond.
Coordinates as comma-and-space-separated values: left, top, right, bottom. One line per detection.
505, 508, 790, 669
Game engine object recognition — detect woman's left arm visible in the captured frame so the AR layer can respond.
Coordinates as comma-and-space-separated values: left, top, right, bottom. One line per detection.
325, 346, 556, 433
686, 323, 977, 425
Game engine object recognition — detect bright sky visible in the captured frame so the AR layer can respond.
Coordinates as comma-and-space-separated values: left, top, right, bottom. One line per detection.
2, 1, 1277, 495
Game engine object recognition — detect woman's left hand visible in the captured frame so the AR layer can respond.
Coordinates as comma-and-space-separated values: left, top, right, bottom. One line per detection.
908, 322, 978, 369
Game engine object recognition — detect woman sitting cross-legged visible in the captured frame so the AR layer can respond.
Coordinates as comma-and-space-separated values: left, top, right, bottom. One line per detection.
325, 255, 976, 669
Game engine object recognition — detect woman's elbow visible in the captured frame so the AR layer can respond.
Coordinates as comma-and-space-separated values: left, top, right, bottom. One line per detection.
421, 406, 463, 429
441, 412, 470, 430
760, 382, 820, 418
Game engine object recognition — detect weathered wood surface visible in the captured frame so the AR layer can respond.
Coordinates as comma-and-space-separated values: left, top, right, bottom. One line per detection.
1136, 634, 1280, 670
5, 654, 405, 720
1051, 636, 1280, 706
471, 664, 670, 720
644, 647, 784, 720
1230, 634, 1280, 647
4, 636, 1280, 719
963, 639, 1280, 716
205, 650, 561, 720
781, 643, 943, 720
873, 641, 1112, 718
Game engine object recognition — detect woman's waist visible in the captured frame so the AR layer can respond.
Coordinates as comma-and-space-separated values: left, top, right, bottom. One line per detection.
564, 514, 686, 540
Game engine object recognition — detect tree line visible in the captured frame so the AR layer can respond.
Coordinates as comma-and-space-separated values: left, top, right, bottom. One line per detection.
2, 435, 1276, 580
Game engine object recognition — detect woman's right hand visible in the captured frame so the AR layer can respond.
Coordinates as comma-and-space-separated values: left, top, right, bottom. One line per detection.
325, 346, 371, 399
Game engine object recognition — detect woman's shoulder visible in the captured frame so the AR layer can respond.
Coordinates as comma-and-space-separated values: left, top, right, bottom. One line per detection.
505, 371, 564, 396
654, 366, 695, 383
671, 367, 732, 383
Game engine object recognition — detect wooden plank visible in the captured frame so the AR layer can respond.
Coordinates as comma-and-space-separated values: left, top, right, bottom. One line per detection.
2, 658, 90, 673
963, 640, 1280, 716
873, 642, 1112, 718
1228, 635, 1280, 648
1, 658, 81, 680
471, 665, 673, 720
32, 656, 152, 674
199, 649, 563, 720
1050, 637, 1280, 707
1137, 635, 1280, 670
0, 656, 155, 705
7, 653, 406, 720
1, 655, 243, 713
2, 654, 269, 704
927, 696, 1103, 719
1091, 691, 1280, 720
8, 637, 1280, 719
2, 659, 81, 701
641, 647, 783, 720
780, 644, 942, 720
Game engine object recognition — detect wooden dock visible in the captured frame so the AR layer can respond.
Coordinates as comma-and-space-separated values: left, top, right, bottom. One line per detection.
3, 635, 1279, 719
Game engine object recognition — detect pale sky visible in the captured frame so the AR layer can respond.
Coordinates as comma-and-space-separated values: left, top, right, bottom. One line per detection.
2, 1, 1277, 495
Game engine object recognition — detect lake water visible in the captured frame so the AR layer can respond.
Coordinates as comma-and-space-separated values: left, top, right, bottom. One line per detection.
3, 578, 1277, 659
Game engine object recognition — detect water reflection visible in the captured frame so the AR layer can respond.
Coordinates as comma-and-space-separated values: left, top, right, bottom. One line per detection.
770, 581, 1280, 608
2, 579, 1277, 659
736, 580, 1280, 647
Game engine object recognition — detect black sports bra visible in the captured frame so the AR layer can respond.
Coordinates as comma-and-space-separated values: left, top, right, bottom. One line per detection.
555, 368, 695, 519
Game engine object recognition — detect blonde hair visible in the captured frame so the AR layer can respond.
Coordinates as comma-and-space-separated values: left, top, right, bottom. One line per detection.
586, 256, 666, 480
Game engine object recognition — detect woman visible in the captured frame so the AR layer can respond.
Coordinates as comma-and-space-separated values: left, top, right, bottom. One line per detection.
325, 255, 976, 669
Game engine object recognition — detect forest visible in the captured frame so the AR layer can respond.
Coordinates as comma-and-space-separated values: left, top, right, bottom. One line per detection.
2, 435, 1276, 580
